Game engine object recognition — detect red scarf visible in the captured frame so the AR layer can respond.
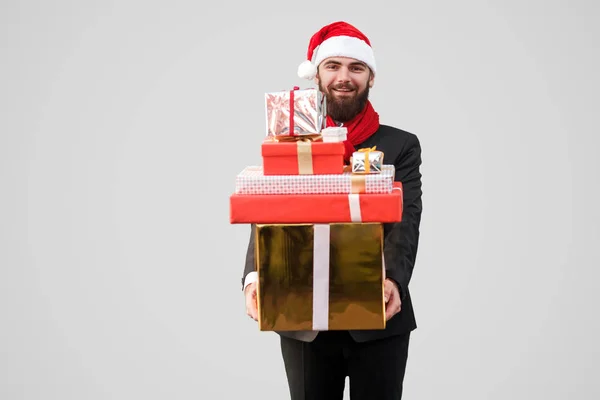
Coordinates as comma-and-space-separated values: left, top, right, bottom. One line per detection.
326, 101, 380, 162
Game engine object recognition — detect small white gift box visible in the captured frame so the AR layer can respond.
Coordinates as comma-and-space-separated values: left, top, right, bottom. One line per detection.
321, 127, 348, 143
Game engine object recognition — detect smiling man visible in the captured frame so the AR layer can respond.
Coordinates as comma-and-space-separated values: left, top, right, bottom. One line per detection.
242, 21, 423, 400
317, 57, 372, 122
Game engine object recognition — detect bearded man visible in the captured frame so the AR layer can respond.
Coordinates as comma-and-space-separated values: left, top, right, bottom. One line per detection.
241, 21, 423, 400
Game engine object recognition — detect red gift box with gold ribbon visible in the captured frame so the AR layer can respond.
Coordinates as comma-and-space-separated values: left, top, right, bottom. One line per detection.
229, 182, 403, 224
261, 138, 345, 176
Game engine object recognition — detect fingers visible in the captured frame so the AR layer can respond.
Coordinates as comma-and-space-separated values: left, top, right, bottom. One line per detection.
384, 282, 392, 303
385, 292, 401, 320
246, 302, 258, 320
246, 305, 258, 321
384, 282, 402, 321
245, 284, 258, 321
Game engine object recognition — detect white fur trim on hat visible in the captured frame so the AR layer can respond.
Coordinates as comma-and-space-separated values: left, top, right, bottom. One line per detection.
314, 35, 376, 72
297, 35, 376, 79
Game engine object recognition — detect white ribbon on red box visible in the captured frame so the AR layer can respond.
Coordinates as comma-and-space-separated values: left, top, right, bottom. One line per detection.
348, 194, 362, 222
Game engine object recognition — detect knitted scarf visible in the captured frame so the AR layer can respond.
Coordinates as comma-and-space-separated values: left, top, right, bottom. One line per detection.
326, 100, 380, 162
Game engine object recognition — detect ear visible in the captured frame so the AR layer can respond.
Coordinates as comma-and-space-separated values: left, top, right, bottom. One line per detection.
368, 71, 375, 88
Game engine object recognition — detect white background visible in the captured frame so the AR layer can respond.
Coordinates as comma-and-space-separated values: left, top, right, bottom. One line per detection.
1, 0, 599, 399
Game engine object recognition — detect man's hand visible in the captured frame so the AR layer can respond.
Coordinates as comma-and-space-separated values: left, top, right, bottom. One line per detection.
244, 282, 258, 321
384, 278, 401, 320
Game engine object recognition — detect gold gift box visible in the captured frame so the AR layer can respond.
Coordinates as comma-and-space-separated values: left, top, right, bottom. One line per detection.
255, 223, 385, 331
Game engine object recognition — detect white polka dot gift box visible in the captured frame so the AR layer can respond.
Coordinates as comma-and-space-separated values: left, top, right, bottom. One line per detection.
234, 165, 396, 195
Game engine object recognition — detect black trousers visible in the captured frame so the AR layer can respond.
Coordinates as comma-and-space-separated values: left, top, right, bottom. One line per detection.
280, 330, 411, 400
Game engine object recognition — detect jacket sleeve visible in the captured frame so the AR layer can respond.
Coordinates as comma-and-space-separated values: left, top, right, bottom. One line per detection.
383, 133, 423, 301
241, 224, 257, 290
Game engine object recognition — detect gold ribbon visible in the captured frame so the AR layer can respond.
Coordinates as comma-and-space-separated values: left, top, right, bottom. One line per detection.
296, 140, 314, 174
350, 174, 366, 193
357, 146, 377, 174
271, 134, 321, 175
343, 165, 367, 193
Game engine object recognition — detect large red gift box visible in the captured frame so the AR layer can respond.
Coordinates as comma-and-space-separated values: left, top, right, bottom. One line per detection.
261, 140, 345, 176
229, 182, 403, 224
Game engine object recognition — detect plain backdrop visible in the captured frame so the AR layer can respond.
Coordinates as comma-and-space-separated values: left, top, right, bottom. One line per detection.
1, 0, 599, 399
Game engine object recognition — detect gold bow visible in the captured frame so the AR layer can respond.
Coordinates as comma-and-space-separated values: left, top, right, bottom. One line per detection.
358, 146, 377, 152
272, 133, 323, 143
357, 146, 377, 173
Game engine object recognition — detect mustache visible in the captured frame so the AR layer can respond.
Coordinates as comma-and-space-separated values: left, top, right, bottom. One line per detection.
329, 82, 357, 91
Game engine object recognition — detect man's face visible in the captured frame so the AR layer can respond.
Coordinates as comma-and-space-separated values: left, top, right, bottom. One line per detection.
315, 57, 375, 122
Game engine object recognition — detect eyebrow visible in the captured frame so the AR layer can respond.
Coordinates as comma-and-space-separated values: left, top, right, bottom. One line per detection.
322, 60, 367, 68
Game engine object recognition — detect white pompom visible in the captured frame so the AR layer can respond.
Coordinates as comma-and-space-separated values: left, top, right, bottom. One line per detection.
297, 60, 317, 79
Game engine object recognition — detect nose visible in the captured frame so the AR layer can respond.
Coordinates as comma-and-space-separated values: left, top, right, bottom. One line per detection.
336, 66, 351, 83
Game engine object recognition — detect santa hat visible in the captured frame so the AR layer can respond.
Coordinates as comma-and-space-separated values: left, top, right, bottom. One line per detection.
297, 21, 376, 80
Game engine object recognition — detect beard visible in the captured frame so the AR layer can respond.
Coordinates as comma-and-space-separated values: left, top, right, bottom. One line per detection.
319, 80, 370, 123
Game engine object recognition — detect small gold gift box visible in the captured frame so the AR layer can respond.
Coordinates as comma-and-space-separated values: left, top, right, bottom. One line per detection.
255, 223, 386, 331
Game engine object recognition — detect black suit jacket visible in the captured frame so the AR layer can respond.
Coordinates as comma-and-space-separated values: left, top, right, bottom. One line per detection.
242, 124, 423, 342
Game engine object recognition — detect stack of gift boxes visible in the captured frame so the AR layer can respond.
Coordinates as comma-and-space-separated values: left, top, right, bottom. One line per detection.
229, 87, 403, 332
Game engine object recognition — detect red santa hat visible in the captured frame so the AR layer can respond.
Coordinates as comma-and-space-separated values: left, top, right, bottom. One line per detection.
297, 21, 376, 80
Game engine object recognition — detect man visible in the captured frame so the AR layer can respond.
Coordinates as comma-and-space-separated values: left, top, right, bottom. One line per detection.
241, 21, 423, 400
